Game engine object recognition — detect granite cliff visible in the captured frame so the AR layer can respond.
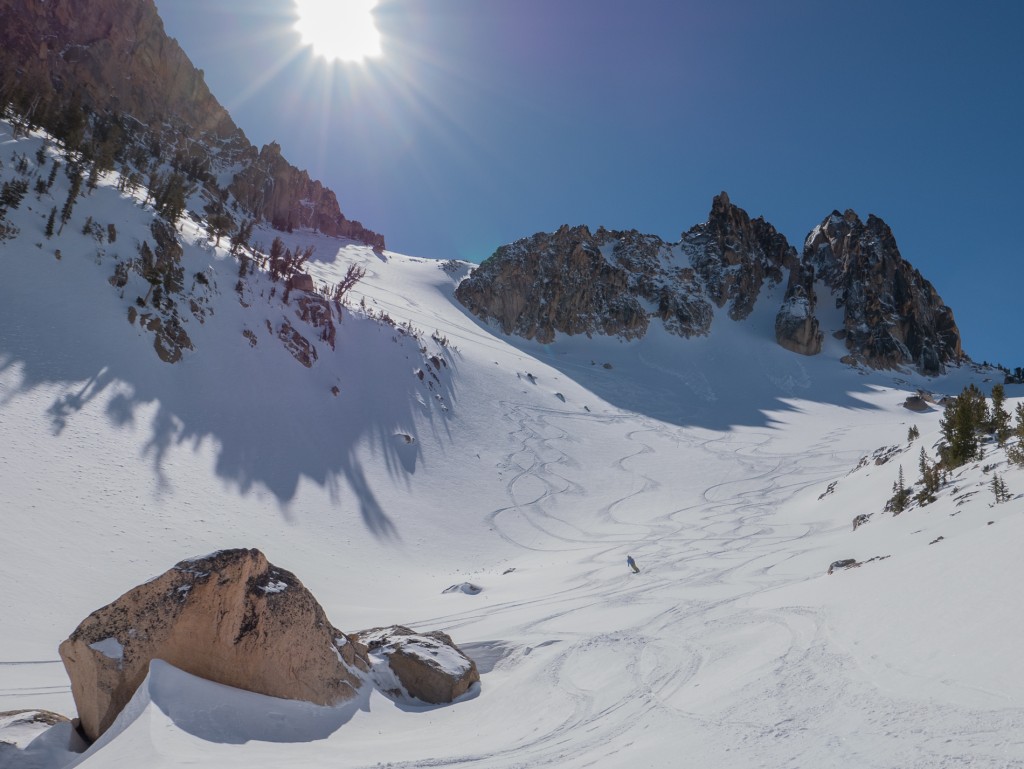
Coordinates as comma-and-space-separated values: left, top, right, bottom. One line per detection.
456, 194, 964, 375
0, 0, 383, 249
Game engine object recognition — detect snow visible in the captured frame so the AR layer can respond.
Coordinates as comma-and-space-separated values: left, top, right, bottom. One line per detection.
86, 639, 123, 662
1, 119, 1024, 767
256, 580, 288, 594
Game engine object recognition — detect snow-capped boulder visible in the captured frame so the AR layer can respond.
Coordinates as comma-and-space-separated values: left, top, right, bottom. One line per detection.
59, 549, 369, 742
356, 625, 479, 704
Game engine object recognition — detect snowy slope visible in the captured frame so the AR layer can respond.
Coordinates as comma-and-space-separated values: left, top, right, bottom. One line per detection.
2, 119, 1023, 768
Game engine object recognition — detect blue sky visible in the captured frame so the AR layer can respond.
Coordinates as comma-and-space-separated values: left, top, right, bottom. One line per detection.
153, 0, 1022, 368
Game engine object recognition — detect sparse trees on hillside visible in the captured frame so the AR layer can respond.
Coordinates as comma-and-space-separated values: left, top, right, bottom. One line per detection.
886, 464, 911, 514
915, 446, 942, 505
989, 384, 1011, 446
332, 264, 367, 304
152, 172, 189, 225
229, 218, 254, 256
991, 473, 1011, 504
0, 178, 29, 211
57, 165, 83, 234
1007, 404, 1024, 467
938, 384, 988, 468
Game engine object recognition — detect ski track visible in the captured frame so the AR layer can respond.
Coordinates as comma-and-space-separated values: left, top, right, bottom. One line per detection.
394, 397, 1024, 768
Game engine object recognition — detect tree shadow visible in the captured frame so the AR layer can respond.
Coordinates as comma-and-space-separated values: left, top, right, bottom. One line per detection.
0, 242, 456, 542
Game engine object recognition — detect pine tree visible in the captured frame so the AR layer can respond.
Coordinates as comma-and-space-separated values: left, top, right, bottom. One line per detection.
907, 424, 920, 442
989, 384, 1011, 445
939, 385, 986, 468
915, 446, 940, 504
57, 167, 82, 235
991, 473, 1011, 504
45, 160, 60, 192
887, 464, 911, 514
44, 206, 56, 238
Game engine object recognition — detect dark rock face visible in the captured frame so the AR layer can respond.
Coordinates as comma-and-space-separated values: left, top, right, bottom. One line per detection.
0, 0, 236, 141
679, 191, 796, 320
230, 143, 385, 248
775, 263, 823, 356
455, 193, 793, 345
453, 225, 650, 344
805, 210, 962, 374
457, 194, 965, 375
0, 0, 383, 248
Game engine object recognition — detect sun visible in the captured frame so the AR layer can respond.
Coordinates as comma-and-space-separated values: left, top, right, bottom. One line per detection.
293, 0, 382, 63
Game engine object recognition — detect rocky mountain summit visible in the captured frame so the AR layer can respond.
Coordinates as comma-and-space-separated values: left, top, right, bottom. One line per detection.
456, 193, 964, 375
0, 0, 383, 249
803, 209, 962, 374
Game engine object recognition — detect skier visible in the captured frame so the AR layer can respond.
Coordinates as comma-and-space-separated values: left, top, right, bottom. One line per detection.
626, 555, 640, 573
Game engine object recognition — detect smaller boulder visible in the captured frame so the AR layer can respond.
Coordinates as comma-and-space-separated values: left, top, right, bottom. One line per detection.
356, 625, 479, 704
827, 558, 861, 575
442, 582, 482, 595
903, 395, 930, 412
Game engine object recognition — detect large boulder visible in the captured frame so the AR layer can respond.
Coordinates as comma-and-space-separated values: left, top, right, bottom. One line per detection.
356, 626, 479, 705
59, 549, 369, 742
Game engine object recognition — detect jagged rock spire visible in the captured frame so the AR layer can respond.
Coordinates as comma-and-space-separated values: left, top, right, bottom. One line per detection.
805, 209, 962, 374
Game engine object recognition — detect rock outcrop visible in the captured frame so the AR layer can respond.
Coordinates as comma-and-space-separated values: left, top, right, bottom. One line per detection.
0, 0, 236, 142
0, 0, 384, 249
230, 143, 385, 248
775, 263, 823, 356
455, 193, 792, 345
678, 191, 796, 321
59, 549, 369, 742
804, 210, 962, 374
456, 194, 965, 374
356, 626, 479, 705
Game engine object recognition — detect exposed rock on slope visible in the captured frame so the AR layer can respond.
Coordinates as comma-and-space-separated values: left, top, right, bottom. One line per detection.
679, 191, 796, 321
230, 143, 384, 248
456, 194, 965, 374
805, 210, 962, 374
356, 626, 480, 704
775, 263, 823, 356
0, 0, 235, 141
59, 549, 369, 742
0, 0, 383, 248
455, 193, 793, 345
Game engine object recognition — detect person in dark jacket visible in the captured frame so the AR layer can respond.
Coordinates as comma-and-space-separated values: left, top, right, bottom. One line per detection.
626, 555, 640, 573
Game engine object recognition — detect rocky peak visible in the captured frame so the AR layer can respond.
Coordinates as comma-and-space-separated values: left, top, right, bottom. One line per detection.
455, 194, 796, 345
680, 191, 797, 320
453, 224, 650, 344
0, 0, 384, 249
455, 195, 966, 376
805, 209, 962, 374
230, 143, 385, 248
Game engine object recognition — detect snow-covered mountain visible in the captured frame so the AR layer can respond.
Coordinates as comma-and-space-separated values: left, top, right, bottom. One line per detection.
2, 112, 1024, 768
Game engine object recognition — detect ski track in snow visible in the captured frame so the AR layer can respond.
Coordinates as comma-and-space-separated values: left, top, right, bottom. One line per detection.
2, 123, 1023, 767
397, 402, 1024, 768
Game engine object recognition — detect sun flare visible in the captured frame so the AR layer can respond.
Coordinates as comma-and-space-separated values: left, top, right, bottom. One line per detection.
293, 0, 382, 63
